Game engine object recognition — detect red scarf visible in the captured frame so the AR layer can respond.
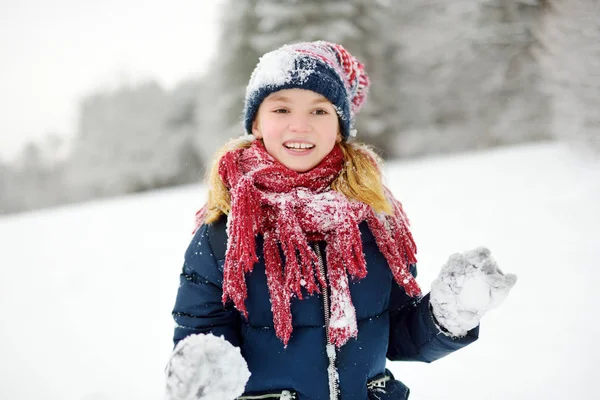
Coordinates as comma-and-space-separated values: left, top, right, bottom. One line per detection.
195, 140, 420, 347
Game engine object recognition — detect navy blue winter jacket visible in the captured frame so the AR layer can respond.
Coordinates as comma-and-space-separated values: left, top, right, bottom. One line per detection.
172, 217, 479, 399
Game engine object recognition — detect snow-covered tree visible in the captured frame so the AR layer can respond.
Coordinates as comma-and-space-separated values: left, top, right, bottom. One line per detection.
195, 0, 262, 164
0, 138, 68, 214
68, 82, 168, 198
467, 0, 550, 147
16, 142, 52, 210
0, 160, 14, 214
534, 0, 600, 153
343, 1, 408, 156
166, 79, 206, 185
68, 79, 204, 201
250, 0, 359, 52
390, 0, 550, 157
388, 0, 484, 155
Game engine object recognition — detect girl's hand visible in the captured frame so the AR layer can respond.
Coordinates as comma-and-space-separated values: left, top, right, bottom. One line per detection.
429, 247, 517, 338
165, 333, 250, 400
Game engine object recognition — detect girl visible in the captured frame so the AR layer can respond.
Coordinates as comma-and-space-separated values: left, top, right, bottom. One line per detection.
166, 41, 517, 400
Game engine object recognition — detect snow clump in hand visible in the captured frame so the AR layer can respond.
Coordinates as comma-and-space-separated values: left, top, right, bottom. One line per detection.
165, 333, 251, 400
430, 246, 517, 338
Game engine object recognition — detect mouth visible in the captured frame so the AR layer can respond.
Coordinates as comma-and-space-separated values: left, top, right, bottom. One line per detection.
283, 141, 315, 152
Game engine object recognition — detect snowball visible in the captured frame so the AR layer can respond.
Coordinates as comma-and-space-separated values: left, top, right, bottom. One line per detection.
165, 334, 250, 400
457, 274, 491, 311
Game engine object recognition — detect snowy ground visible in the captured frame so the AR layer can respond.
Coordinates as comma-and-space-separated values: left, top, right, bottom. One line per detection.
1, 142, 598, 400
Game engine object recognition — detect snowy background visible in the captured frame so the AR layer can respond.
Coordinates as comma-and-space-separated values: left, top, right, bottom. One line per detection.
2, 0, 598, 215
1, 0, 599, 398
1, 141, 598, 399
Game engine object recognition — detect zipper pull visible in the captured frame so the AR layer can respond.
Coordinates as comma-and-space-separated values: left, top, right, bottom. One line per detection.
367, 375, 391, 390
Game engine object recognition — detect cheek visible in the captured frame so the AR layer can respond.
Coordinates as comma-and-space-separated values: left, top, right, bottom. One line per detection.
320, 119, 340, 145
259, 123, 281, 142
258, 121, 285, 153
258, 114, 283, 134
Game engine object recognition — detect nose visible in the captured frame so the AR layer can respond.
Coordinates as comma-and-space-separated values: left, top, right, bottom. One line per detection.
288, 115, 311, 133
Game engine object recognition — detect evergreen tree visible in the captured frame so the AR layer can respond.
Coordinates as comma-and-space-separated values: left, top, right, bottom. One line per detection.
0, 160, 14, 214
68, 82, 168, 198
167, 79, 206, 186
68, 79, 204, 201
474, 0, 550, 146
389, 0, 488, 156
534, 0, 600, 153
0, 139, 67, 214
345, 0, 407, 157
195, 0, 262, 164
391, 0, 550, 157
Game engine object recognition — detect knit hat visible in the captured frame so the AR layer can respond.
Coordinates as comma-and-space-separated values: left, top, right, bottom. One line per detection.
244, 41, 370, 140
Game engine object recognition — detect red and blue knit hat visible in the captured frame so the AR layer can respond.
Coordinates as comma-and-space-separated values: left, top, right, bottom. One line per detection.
244, 41, 370, 141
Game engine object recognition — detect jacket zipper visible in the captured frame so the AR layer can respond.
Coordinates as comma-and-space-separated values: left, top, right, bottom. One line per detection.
313, 243, 340, 400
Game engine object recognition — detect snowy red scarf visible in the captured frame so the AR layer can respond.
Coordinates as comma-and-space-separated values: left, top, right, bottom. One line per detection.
196, 140, 421, 347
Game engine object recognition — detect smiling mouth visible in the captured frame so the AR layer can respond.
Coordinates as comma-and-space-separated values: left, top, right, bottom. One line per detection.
284, 142, 315, 151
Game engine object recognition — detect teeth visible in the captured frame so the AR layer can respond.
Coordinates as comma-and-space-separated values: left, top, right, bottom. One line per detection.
285, 142, 314, 149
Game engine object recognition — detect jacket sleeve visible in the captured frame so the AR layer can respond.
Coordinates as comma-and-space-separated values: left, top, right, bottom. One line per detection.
387, 264, 479, 362
171, 222, 242, 349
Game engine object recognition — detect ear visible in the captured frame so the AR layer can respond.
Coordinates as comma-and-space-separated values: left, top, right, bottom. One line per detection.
336, 132, 342, 143
252, 119, 262, 139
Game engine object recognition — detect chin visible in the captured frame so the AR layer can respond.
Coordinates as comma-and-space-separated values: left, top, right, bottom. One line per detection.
285, 162, 314, 173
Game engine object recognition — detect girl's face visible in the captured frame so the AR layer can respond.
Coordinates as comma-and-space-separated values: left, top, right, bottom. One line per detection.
252, 88, 341, 172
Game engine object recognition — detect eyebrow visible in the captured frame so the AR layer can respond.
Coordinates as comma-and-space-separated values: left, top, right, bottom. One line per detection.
265, 94, 330, 104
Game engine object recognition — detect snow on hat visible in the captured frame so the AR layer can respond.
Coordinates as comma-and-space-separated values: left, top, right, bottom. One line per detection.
244, 41, 370, 140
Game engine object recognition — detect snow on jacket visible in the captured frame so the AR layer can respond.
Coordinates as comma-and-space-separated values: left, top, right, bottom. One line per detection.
172, 217, 479, 399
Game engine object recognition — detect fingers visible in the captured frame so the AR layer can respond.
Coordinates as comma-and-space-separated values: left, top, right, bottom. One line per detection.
505, 273, 518, 289
484, 267, 517, 290
443, 247, 496, 280
462, 246, 491, 266
488, 273, 517, 309
441, 252, 474, 278
462, 247, 512, 283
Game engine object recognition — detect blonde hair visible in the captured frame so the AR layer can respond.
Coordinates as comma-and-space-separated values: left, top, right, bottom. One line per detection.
203, 137, 393, 224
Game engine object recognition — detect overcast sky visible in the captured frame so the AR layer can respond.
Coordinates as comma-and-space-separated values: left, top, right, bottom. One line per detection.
0, 0, 224, 161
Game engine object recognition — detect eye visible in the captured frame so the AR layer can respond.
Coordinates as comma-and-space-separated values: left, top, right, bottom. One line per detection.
313, 108, 328, 115
273, 108, 289, 114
